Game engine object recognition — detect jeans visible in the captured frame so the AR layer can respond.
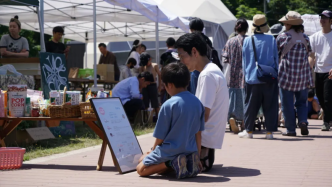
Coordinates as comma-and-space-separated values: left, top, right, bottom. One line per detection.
243, 82, 279, 132
280, 88, 308, 133
316, 73, 332, 123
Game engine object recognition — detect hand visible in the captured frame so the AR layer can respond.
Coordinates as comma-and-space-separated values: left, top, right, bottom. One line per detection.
64, 46, 70, 53
329, 69, 332, 79
198, 161, 203, 172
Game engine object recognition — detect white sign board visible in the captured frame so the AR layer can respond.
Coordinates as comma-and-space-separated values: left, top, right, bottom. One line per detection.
90, 98, 143, 174
26, 127, 55, 141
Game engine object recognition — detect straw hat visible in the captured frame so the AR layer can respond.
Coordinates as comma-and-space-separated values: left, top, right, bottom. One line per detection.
252, 14, 270, 33
279, 11, 303, 25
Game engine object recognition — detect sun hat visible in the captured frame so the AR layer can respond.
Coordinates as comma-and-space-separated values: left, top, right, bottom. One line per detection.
279, 11, 303, 25
252, 14, 270, 33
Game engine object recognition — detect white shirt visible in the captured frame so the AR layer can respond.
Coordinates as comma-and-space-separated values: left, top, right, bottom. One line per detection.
127, 51, 140, 76
309, 31, 332, 73
119, 65, 133, 81
112, 77, 142, 104
195, 62, 229, 149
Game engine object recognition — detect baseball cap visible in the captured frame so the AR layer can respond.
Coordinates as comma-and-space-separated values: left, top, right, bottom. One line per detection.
320, 10, 332, 18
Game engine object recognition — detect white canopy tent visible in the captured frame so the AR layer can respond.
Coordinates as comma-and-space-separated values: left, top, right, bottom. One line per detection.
155, 0, 236, 55
0, 0, 189, 86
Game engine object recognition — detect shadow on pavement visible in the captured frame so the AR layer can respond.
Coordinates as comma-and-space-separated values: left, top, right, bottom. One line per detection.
21, 164, 118, 172
145, 165, 260, 183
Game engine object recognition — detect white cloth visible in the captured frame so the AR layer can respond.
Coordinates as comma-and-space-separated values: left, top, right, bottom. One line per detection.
127, 51, 140, 76
195, 62, 229, 149
309, 31, 332, 73
119, 65, 133, 81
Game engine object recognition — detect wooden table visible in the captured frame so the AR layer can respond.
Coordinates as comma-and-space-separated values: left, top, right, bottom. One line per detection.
0, 117, 117, 171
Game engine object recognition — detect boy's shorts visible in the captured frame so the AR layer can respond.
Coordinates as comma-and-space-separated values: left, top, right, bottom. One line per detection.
142, 83, 159, 109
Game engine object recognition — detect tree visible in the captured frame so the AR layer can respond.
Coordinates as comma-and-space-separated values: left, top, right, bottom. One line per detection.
236, 5, 264, 20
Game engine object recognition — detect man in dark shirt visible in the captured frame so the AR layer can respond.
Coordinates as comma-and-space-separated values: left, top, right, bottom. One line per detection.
98, 43, 120, 81
45, 26, 70, 57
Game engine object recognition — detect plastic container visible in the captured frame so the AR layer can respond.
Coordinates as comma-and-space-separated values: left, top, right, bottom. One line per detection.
0, 147, 26, 170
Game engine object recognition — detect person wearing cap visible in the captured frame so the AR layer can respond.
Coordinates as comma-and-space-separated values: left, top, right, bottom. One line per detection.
239, 14, 279, 139
270, 23, 285, 39
0, 16, 29, 58
127, 39, 143, 76
309, 10, 332, 131
277, 11, 313, 136
222, 18, 249, 134
139, 52, 161, 120
45, 26, 70, 57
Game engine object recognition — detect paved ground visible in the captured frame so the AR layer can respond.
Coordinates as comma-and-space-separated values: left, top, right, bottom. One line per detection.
1, 119, 332, 187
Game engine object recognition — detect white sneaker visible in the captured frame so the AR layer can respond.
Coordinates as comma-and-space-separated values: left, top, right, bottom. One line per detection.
266, 132, 273, 140
238, 130, 253, 139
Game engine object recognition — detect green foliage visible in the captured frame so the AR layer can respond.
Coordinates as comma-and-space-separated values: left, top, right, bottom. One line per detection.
236, 5, 264, 20
222, 0, 332, 26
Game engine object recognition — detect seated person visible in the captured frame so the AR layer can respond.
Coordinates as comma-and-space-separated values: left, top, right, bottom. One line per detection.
0, 16, 29, 58
308, 89, 321, 119
136, 63, 205, 179
139, 52, 161, 120
112, 71, 154, 120
119, 58, 137, 81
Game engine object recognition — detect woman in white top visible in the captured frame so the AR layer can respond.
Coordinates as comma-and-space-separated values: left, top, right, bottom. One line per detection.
0, 16, 29, 58
127, 39, 143, 76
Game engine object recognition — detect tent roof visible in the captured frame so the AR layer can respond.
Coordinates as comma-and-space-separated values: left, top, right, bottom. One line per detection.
155, 0, 236, 36
0, 0, 188, 42
0, 0, 39, 6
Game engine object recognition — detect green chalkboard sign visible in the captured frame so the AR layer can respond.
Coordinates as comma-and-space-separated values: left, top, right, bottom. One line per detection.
39, 52, 68, 99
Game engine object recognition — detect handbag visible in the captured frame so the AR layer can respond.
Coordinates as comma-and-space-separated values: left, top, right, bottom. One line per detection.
251, 36, 278, 83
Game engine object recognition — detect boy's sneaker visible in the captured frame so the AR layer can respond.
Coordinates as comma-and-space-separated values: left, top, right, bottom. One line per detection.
171, 154, 189, 179
266, 132, 273, 139
298, 122, 309, 135
229, 118, 239, 134
321, 122, 330, 131
238, 130, 253, 139
186, 152, 200, 178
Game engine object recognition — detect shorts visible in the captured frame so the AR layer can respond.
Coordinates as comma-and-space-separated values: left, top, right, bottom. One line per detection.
142, 83, 159, 109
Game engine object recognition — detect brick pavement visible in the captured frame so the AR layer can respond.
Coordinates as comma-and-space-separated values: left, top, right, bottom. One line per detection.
1, 119, 332, 187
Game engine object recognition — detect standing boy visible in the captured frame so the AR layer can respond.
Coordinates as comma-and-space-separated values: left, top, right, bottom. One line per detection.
136, 63, 205, 179
309, 10, 332, 131
176, 33, 229, 172
45, 26, 70, 57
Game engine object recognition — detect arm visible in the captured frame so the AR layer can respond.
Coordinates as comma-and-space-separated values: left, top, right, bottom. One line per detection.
152, 138, 163, 151
129, 79, 142, 99
309, 53, 315, 69
1, 48, 29, 57
204, 107, 211, 122
155, 65, 162, 91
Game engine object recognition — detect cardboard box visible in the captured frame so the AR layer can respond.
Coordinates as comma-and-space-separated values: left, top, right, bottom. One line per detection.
97, 64, 114, 81
68, 67, 79, 78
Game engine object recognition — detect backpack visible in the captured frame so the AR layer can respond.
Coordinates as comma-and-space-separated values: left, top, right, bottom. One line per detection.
160, 50, 177, 68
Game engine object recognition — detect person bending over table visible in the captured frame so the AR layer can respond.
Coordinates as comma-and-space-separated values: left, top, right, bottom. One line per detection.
112, 71, 154, 120
0, 16, 29, 58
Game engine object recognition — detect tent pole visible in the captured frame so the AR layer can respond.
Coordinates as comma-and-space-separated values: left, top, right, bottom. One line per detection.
85, 32, 88, 69
93, 0, 97, 87
38, 0, 45, 52
155, 6, 159, 66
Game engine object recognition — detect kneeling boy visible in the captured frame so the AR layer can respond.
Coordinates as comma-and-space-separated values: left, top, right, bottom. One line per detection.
136, 63, 205, 179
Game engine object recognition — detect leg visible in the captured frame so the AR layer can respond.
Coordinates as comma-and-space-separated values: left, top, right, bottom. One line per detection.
294, 89, 309, 124
123, 99, 144, 119
280, 88, 296, 133
261, 83, 278, 132
323, 74, 332, 123
315, 73, 325, 122
149, 84, 160, 119
243, 83, 262, 132
142, 87, 149, 109
136, 160, 168, 177
200, 146, 215, 172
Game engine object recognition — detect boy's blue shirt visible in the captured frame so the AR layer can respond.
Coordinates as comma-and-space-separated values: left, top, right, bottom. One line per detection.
143, 91, 205, 166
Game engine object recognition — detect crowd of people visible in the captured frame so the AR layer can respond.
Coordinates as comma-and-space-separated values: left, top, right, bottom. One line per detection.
1, 10, 331, 180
